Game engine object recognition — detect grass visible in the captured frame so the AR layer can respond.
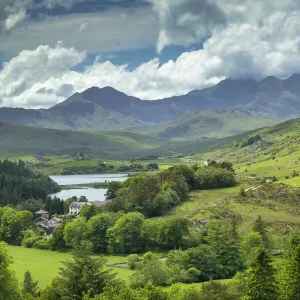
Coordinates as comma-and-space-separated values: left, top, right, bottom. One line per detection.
163, 184, 300, 234
7, 246, 133, 288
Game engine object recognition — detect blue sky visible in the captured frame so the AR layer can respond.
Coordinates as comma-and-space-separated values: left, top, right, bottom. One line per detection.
1, 0, 300, 108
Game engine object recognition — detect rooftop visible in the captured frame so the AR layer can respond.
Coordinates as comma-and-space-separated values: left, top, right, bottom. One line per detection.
35, 210, 49, 214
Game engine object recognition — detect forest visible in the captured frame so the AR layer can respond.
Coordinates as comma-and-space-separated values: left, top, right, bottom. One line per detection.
0, 160, 59, 206
1, 160, 300, 299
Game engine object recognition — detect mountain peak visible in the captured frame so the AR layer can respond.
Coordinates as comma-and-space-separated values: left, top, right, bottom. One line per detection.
83, 86, 123, 95
260, 75, 280, 84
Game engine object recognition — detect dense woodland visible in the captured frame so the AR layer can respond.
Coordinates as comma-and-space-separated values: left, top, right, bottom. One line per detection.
0, 160, 59, 206
2, 160, 300, 299
62, 162, 159, 175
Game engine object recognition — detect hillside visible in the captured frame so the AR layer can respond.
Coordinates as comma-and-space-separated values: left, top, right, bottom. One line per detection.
1, 74, 300, 139
130, 110, 279, 140
200, 118, 300, 184
0, 122, 226, 160
0, 123, 164, 159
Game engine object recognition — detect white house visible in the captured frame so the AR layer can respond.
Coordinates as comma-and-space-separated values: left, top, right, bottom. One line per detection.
69, 201, 106, 215
69, 202, 88, 215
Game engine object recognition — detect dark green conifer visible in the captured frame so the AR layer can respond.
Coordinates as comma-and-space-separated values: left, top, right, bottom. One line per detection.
21, 270, 39, 297
245, 248, 278, 300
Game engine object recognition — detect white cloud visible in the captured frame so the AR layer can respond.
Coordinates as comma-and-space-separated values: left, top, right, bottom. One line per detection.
0, 43, 85, 104
78, 22, 88, 32
0, 7, 158, 59
148, 0, 300, 52
3, 5, 26, 31
149, 0, 227, 53
1, 1, 300, 108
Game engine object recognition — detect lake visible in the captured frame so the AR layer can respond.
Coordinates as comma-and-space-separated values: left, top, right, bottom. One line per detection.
49, 174, 128, 201
49, 174, 128, 185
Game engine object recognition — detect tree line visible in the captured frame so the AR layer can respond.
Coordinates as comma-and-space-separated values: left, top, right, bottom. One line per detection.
0, 160, 59, 207
105, 164, 236, 217
62, 162, 159, 175
3, 225, 300, 300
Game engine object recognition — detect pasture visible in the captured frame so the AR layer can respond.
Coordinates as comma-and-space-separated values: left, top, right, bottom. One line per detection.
7, 246, 133, 288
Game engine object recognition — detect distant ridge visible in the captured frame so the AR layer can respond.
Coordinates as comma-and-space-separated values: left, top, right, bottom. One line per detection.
0, 74, 300, 139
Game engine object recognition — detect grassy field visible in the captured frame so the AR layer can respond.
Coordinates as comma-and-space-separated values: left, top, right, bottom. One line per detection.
163, 184, 300, 234
7, 246, 133, 288
7, 245, 233, 291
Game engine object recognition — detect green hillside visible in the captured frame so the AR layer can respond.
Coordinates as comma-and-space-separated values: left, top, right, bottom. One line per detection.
200, 118, 300, 184
0, 123, 164, 159
130, 110, 280, 140
0, 123, 226, 161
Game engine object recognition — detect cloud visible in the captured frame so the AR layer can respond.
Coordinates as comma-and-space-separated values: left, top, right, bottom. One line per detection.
1, 1, 300, 108
148, 0, 300, 52
0, 7, 158, 60
149, 0, 227, 53
0, 0, 30, 31
78, 22, 88, 32
0, 43, 85, 104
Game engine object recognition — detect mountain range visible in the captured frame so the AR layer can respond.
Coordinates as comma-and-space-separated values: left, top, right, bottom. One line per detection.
1, 74, 300, 140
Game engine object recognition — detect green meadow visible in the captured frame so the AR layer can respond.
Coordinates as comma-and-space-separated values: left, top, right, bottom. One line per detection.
7, 246, 133, 288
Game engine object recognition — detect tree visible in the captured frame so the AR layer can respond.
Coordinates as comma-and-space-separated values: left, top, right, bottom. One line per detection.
107, 212, 145, 254
79, 196, 88, 203
147, 163, 159, 170
253, 216, 270, 248
241, 232, 264, 266
279, 232, 300, 300
51, 223, 67, 251
45, 196, 64, 215
245, 248, 278, 300
127, 254, 142, 270
53, 242, 116, 299
80, 205, 101, 220
87, 213, 117, 253
0, 242, 20, 300
105, 182, 123, 200
63, 217, 88, 246
185, 244, 219, 281
21, 271, 39, 298
157, 218, 189, 249
166, 283, 200, 300
195, 167, 236, 190
0, 207, 33, 244
204, 219, 243, 278
200, 281, 240, 300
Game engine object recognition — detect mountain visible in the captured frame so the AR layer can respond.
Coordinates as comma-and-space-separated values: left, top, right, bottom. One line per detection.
0, 122, 163, 159
1, 74, 300, 138
130, 110, 279, 140
0, 122, 228, 160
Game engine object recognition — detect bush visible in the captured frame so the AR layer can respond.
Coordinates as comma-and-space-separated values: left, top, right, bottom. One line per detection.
33, 238, 51, 250
239, 187, 246, 197
128, 254, 142, 270
22, 235, 43, 248
195, 167, 236, 190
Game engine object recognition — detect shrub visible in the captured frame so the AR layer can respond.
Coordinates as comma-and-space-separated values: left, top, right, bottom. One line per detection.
128, 254, 142, 270
33, 238, 51, 250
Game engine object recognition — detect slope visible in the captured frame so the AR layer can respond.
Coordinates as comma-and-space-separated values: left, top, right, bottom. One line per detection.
0, 123, 165, 159
200, 118, 300, 183
130, 110, 280, 140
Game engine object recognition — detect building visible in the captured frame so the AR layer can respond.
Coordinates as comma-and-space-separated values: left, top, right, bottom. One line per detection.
69, 201, 107, 215
69, 202, 88, 215
34, 212, 63, 235
35, 210, 50, 220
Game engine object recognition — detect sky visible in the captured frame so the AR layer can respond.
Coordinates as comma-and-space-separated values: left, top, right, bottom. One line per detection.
1, 0, 300, 108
